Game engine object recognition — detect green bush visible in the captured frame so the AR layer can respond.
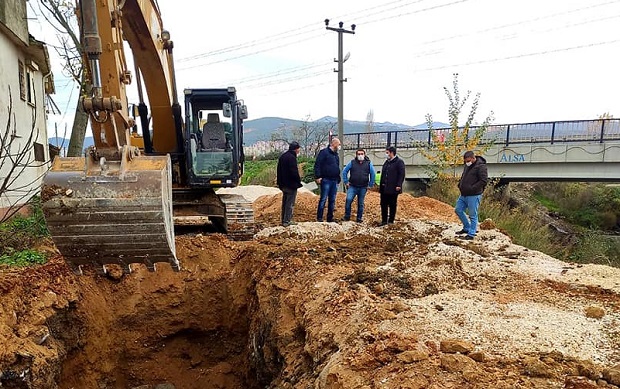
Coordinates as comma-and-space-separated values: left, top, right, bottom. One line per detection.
0, 249, 46, 267
0, 198, 48, 267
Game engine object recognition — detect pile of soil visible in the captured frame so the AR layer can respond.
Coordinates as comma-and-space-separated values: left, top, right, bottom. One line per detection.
1, 185, 620, 389
253, 190, 459, 227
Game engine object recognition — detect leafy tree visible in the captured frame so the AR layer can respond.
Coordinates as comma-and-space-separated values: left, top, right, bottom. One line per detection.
35, 0, 91, 157
422, 73, 494, 178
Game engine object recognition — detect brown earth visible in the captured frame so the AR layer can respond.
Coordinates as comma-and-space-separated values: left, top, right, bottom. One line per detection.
1, 189, 620, 388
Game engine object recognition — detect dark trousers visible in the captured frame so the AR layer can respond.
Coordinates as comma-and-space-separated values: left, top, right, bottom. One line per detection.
281, 187, 298, 224
380, 193, 399, 223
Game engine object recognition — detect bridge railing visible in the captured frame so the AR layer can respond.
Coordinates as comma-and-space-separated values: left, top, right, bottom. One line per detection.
343, 119, 620, 150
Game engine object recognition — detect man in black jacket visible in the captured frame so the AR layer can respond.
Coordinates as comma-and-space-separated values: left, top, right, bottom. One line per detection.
379, 146, 406, 225
277, 141, 303, 227
314, 138, 341, 222
455, 150, 488, 240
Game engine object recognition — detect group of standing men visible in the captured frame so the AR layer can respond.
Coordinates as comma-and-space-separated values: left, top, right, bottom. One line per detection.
277, 139, 488, 240
277, 138, 407, 226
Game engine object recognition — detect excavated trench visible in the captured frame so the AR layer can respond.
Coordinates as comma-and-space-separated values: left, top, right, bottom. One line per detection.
0, 235, 289, 389
58, 241, 272, 389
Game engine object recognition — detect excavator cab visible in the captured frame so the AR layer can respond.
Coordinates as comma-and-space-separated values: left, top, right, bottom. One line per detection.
171, 88, 253, 236
184, 87, 247, 188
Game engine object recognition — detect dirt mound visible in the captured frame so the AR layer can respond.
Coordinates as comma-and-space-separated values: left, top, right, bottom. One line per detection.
254, 190, 459, 226
1, 186, 620, 388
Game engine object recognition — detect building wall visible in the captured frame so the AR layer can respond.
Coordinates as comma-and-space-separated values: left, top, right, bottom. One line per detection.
0, 26, 50, 217
0, 0, 28, 45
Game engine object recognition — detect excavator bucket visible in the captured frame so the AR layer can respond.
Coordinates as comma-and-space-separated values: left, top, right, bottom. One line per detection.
41, 155, 180, 275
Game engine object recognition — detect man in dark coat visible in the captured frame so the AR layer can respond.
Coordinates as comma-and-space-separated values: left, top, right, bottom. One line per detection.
379, 146, 406, 225
455, 150, 488, 240
314, 138, 341, 222
277, 141, 302, 227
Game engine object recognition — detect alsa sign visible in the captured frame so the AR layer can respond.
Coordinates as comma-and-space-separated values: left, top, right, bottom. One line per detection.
499, 152, 526, 163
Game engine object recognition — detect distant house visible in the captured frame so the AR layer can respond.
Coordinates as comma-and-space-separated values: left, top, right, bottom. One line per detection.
0, 0, 55, 218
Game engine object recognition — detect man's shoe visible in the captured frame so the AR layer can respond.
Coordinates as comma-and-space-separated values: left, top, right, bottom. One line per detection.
459, 235, 475, 241
317, 219, 323, 222
456, 229, 469, 235
379, 222, 388, 226
288, 221, 298, 226
356, 219, 363, 223
341, 217, 350, 222
281, 222, 290, 227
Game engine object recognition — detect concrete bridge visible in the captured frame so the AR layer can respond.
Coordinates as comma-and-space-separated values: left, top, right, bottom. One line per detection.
342, 119, 620, 182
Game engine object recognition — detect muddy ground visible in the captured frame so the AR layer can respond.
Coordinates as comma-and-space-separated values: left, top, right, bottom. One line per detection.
1, 189, 620, 389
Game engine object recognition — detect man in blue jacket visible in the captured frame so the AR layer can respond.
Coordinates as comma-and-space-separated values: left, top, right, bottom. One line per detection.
277, 141, 302, 227
314, 138, 341, 222
342, 149, 376, 223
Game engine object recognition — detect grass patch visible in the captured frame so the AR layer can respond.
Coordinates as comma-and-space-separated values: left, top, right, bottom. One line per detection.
0, 249, 46, 267
532, 192, 560, 213
0, 197, 49, 267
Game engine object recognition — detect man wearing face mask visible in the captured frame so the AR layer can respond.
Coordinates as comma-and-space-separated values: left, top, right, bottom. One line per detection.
314, 138, 342, 222
379, 146, 406, 226
455, 150, 488, 240
341, 149, 376, 223
277, 141, 303, 227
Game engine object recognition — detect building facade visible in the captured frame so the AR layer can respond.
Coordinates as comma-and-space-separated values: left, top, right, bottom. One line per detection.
0, 0, 54, 218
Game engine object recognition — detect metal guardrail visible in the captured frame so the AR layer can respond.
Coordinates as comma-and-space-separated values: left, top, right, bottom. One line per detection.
343, 119, 620, 150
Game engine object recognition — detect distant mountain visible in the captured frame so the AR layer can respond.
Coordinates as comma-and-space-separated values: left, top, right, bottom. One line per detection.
242, 116, 444, 145
48, 136, 94, 150
48, 118, 448, 147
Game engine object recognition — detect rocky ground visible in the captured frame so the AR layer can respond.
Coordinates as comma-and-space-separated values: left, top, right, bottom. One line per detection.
1, 187, 619, 389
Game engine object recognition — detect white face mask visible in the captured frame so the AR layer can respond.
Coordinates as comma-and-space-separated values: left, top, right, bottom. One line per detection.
385, 154, 391, 159
357, 155, 365, 161
337, 145, 342, 151
465, 161, 473, 167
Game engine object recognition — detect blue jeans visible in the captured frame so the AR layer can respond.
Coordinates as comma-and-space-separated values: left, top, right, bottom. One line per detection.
455, 194, 482, 236
344, 186, 368, 221
317, 178, 338, 222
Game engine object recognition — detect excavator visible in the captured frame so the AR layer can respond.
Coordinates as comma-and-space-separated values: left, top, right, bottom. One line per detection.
41, 0, 253, 275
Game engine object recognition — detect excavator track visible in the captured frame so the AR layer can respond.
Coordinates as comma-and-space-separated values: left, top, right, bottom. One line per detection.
172, 191, 255, 240
42, 155, 180, 275
219, 194, 256, 240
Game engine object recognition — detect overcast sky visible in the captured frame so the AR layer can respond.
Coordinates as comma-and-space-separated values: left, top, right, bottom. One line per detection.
30, 0, 620, 134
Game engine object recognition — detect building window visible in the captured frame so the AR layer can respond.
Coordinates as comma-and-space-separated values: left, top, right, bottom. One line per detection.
18, 61, 26, 101
34, 142, 45, 162
26, 69, 36, 106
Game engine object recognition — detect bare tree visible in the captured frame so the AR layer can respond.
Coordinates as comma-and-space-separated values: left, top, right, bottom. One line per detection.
36, 0, 91, 157
271, 116, 334, 157
363, 109, 375, 146
0, 88, 49, 222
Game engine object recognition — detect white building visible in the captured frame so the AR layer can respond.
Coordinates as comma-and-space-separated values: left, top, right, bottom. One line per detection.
0, 0, 54, 218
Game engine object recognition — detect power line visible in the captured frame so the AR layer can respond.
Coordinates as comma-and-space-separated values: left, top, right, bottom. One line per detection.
413, 0, 620, 48
414, 39, 620, 72
176, 0, 424, 63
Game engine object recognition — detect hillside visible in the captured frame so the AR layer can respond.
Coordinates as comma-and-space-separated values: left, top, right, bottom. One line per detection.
1, 188, 619, 388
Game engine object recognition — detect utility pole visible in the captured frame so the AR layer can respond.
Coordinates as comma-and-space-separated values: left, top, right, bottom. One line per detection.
325, 19, 355, 169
